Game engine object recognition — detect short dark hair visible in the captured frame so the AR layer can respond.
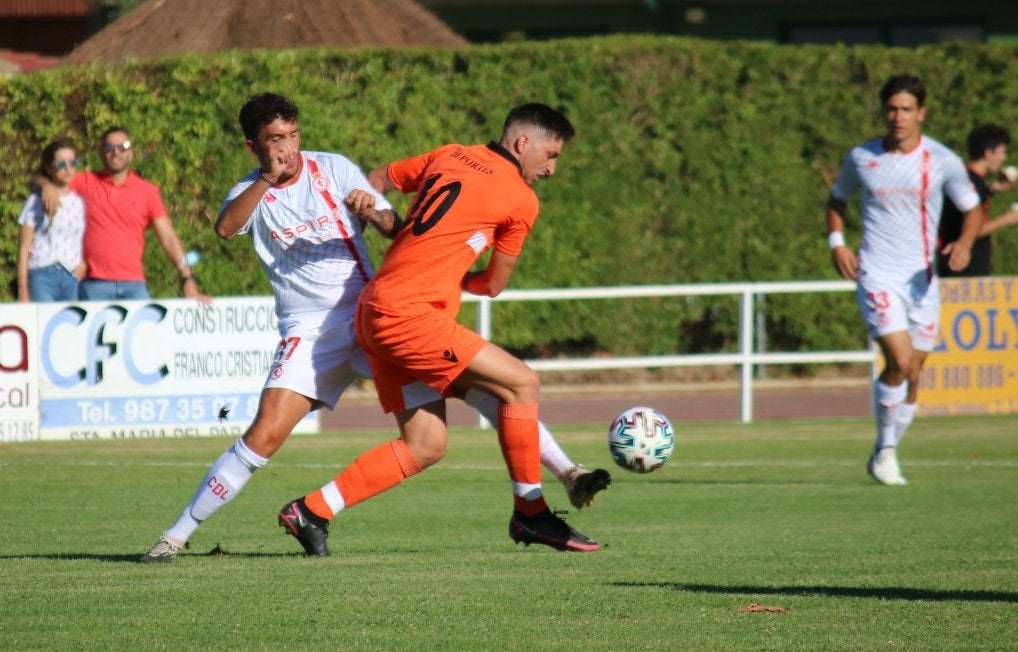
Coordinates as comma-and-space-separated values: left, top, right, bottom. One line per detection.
239, 93, 299, 140
879, 74, 926, 107
100, 126, 129, 144
966, 123, 1011, 160
503, 103, 575, 141
38, 138, 76, 180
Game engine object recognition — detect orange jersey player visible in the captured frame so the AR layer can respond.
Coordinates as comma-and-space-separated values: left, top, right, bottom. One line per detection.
355, 140, 543, 400
362, 140, 540, 323
282, 103, 603, 553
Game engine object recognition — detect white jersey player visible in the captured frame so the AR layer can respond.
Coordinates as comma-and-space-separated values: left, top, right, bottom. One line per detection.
224, 149, 386, 408
140, 93, 609, 562
826, 75, 981, 486
232, 150, 381, 318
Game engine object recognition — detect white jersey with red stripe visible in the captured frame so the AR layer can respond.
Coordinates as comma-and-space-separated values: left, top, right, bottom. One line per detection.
832, 135, 978, 283
222, 151, 390, 322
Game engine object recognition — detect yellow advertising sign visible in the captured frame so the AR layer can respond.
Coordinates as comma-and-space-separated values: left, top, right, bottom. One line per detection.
917, 277, 1018, 416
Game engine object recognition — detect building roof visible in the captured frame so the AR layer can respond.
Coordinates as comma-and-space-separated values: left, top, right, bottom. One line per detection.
0, 49, 61, 76
64, 0, 468, 65
0, 0, 97, 16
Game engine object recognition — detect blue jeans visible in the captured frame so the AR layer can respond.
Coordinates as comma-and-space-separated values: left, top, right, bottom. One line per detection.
78, 278, 151, 301
28, 264, 79, 302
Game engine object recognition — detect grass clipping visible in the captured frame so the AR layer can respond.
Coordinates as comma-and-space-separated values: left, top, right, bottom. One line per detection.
739, 603, 789, 613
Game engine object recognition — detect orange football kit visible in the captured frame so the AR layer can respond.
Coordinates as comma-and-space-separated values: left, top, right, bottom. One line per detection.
305, 142, 545, 519
357, 141, 539, 412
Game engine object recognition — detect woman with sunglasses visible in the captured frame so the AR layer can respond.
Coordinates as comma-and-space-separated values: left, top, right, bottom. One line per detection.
16, 138, 86, 302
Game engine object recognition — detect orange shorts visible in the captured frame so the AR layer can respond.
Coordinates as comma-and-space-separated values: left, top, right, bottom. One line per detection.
355, 303, 486, 413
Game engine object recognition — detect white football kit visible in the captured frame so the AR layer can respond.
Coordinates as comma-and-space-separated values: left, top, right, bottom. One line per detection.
832, 135, 979, 350
222, 151, 391, 406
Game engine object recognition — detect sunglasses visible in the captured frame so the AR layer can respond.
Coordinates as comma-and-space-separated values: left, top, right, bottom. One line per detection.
54, 159, 79, 170
102, 140, 132, 153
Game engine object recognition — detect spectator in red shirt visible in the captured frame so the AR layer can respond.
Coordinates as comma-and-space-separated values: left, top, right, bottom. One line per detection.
42, 127, 210, 302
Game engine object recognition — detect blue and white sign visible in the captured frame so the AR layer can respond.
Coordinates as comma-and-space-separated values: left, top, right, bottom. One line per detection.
28, 297, 317, 440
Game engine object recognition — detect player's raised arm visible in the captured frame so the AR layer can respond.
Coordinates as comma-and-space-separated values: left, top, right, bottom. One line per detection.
215, 177, 272, 239
217, 118, 300, 239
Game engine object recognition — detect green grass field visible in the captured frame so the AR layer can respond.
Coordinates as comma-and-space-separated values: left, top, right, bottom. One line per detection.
1, 415, 1015, 650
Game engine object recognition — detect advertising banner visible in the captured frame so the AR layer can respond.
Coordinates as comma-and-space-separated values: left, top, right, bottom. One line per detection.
918, 277, 1018, 416
32, 297, 317, 440
0, 304, 40, 442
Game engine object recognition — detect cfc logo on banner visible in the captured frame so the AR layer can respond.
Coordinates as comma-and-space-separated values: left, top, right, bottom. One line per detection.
42, 304, 170, 388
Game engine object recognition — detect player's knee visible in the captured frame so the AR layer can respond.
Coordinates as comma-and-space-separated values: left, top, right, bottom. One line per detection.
884, 355, 911, 379
531, 367, 541, 391
410, 439, 446, 468
513, 366, 541, 404
241, 427, 288, 458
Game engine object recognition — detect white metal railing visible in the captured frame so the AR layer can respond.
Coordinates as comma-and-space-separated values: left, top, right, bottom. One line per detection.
463, 281, 875, 424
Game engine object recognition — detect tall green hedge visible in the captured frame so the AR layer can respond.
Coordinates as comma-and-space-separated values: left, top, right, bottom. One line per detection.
2, 36, 1017, 360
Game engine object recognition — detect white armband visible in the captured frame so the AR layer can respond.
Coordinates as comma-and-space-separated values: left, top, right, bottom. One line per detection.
828, 231, 846, 249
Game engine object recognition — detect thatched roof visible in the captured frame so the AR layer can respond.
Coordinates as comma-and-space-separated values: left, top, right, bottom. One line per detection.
64, 0, 468, 65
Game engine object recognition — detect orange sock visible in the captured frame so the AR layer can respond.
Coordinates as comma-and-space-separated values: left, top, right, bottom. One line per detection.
498, 402, 546, 515
304, 439, 422, 520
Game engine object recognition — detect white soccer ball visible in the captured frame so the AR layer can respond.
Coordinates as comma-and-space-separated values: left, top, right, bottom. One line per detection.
608, 406, 675, 473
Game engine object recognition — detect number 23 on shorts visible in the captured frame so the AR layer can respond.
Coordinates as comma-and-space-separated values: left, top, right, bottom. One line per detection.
866, 290, 890, 311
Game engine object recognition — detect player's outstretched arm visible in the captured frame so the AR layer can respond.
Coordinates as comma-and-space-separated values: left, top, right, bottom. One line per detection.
977, 205, 1018, 237
367, 166, 397, 194
344, 189, 403, 239
364, 208, 403, 239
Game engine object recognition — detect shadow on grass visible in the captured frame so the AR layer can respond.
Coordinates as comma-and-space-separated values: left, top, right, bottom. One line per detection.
0, 551, 311, 563
613, 582, 1018, 603
652, 479, 827, 486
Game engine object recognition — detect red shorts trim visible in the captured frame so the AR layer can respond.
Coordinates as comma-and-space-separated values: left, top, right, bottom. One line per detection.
356, 304, 486, 413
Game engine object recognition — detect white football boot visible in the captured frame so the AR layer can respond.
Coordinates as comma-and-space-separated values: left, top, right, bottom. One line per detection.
867, 447, 908, 485
561, 465, 612, 510
139, 535, 185, 563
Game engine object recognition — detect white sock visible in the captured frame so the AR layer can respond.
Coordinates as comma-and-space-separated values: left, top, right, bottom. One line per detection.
318, 481, 346, 517
463, 388, 574, 479
164, 437, 268, 543
512, 481, 543, 500
537, 420, 573, 479
894, 403, 917, 446
874, 381, 907, 450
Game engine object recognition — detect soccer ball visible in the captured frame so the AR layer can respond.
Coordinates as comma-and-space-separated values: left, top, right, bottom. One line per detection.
608, 406, 675, 473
